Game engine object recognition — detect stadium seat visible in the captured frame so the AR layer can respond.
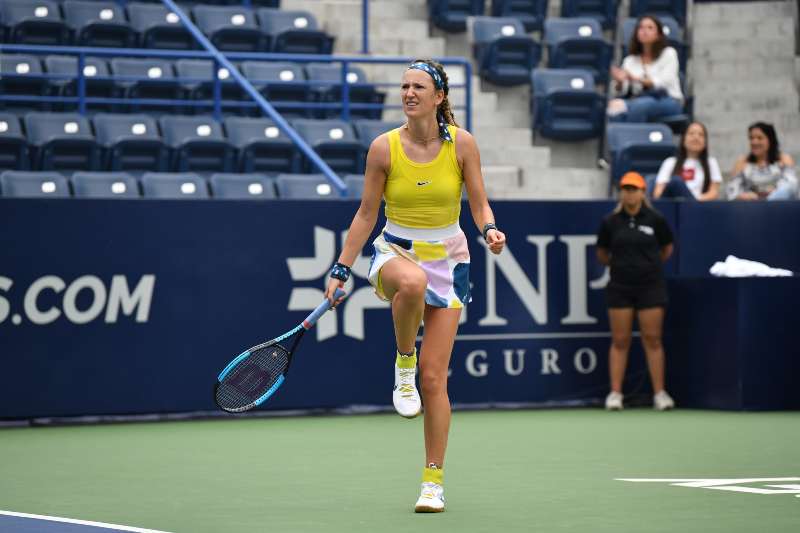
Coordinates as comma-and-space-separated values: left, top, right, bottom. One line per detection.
305, 63, 385, 119
543, 18, 612, 84
209, 173, 277, 199
606, 123, 676, 184
531, 68, 605, 141
0, 0, 71, 46
0, 170, 70, 197
24, 112, 101, 171
192, 5, 267, 52
490, 0, 548, 32
175, 60, 247, 113
93, 113, 169, 172
44, 56, 117, 111
621, 16, 687, 73
71, 171, 140, 198
224, 116, 300, 173
560, 0, 617, 30
110, 58, 183, 112
140, 172, 209, 199
343, 174, 365, 198
275, 173, 340, 199
427, 0, 485, 32
471, 17, 542, 86
630, 0, 686, 26
353, 120, 404, 150
127, 2, 197, 50
159, 116, 235, 172
0, 55, 48, 110
241, 61, 311, 117
63, 1, 136, 48
0, 114, 30, 170
292, 119, 364, 174
257, 9, 334, 54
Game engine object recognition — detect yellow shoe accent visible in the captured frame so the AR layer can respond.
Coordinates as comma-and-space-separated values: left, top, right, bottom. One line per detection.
395, 348, 417, 369
422, 466, 443, 486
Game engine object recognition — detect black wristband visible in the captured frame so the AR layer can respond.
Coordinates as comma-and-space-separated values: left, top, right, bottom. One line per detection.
330, 262, 351, 282
482, 223, 498, 241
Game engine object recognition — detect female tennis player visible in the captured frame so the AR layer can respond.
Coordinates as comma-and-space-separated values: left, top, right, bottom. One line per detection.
325, 58, 505, 513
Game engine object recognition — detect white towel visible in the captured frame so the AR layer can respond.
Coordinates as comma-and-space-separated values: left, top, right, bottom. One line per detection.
709, 255, 793, 277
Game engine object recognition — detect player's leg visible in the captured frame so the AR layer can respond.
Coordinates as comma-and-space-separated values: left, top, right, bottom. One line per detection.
607, 306, 634, 410
638, 305, 674, 410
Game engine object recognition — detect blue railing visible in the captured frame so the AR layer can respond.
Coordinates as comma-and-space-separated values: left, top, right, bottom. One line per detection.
0, 0, 473, 196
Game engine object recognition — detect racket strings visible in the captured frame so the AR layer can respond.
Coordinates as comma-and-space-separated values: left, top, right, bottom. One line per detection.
215, 344, 290, 412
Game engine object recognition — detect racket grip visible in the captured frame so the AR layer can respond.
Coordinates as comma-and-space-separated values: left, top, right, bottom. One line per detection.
303, 288, 346, 328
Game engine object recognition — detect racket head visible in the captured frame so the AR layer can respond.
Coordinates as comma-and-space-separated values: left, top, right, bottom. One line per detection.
214, 340, 292, 413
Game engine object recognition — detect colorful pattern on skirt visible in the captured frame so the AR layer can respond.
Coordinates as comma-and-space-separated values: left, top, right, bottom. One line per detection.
367, 230, 471, 308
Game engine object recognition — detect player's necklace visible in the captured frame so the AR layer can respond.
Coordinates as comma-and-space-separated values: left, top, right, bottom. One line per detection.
404, 123, 439, 145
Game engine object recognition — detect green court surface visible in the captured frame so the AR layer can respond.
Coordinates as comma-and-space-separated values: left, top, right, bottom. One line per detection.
1, 409, 798, 533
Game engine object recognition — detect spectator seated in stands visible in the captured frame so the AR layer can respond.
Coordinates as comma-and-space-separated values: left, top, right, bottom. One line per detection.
653, 121, 721, 201
607, 15, 683, 124
727, 122, 798, 201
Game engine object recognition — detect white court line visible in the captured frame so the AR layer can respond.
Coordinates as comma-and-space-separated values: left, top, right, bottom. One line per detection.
0, 510, 173, 533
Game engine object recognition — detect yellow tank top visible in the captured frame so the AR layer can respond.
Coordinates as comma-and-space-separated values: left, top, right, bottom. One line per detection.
384, 125, 463, 229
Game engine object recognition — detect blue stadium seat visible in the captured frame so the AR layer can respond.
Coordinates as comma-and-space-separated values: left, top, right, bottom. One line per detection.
209, 173, 277, 199
44, 56, 117, 111
292, 119, 364, 174
241, 61, 311, 117
353, 120, 404, 150
472, 17, 542, 86
306, 63, 385, 119
24, 112, 101, 171
531, 68, 605, 140
491, 0, 548, 32
63, 1, 136, 48
71, 171, 140, 198
427, 0, 485, 32
0, 170, 70, 197
543, 18, 612, 84
175, 60, 247, 113
127, 2, 197, 50
159, 116, 235, 172
343, 174, 365, 199
0, 114, 30, 170
560, 0, 617, 30
0, 0, 71, 45
606, 123, 676, 184
224, 116, 300, 173
0, 55, 48, 110
630, 0, 686, 26
110, 58, 183, 112
140, 172, 209, 199
257, 9, 334, 54
621, 17, 687, 73
93, 113, 169, 172
275, 173, 339, 199
192, 5, 267, 52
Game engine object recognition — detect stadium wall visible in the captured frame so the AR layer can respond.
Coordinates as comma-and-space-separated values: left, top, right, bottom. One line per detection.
0, 200, 798, 420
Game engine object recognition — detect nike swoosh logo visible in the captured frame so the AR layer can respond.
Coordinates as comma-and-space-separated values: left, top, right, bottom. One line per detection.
417, 181, 430, 186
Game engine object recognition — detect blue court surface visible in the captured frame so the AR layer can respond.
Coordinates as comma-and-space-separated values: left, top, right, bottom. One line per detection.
0, 511, 171, 533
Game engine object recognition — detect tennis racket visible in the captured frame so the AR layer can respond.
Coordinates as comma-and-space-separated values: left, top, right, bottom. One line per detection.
214, 288, 346, 413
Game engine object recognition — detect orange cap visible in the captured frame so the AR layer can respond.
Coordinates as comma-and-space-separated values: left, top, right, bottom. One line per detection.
619, 172, 646, 189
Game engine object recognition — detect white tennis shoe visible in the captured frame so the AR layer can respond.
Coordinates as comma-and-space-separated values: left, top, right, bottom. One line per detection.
605, 391, 623, 411
393, 359, 421, 418
654, 390, 675, 411
414, 482, 445, 513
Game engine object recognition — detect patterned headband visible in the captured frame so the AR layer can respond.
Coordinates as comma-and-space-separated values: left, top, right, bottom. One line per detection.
407, 62, 453, 143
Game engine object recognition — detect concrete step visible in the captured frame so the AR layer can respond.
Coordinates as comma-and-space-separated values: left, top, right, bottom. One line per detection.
691, 18, 795, 39
691, 57, 797, 80
692, 39, 796, 62
335, 36, 446, 56
695, 112, 800, 134
482, 165, 521, 189
520, 167, 609, 199
481, 145, 550, 167
328, 19, 429, 41
694, 80, 797, 98
694, 91, 799, 114
473, 127, 533, 147
693, 1, 795, 23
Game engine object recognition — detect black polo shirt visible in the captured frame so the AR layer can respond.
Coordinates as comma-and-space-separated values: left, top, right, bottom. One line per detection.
596, 205, 674, 286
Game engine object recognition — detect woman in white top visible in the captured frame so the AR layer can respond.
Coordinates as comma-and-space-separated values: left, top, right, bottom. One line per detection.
608, 15, 684, 123
728, 122, 797, 201
654, 122, 721, 200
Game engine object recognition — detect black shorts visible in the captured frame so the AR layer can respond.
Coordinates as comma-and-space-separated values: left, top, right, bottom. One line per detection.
606, 282, 668, 310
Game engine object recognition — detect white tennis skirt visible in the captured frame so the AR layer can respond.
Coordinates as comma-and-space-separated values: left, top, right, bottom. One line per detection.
367, 221, 471, 309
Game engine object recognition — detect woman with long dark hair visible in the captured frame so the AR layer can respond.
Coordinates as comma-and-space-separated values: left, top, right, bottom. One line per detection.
607, 15, 683, 123
728, 122, 797, 200
653, 122, 721, 200
325, 59, 506, 512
